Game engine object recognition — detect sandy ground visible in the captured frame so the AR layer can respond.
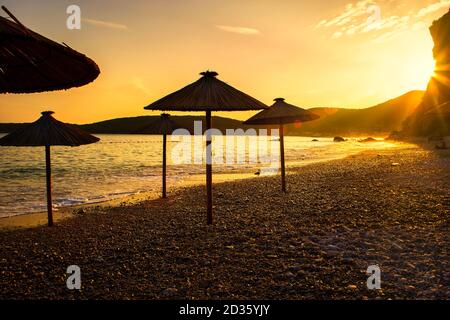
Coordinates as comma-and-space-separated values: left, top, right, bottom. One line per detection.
0, 143, 448, 299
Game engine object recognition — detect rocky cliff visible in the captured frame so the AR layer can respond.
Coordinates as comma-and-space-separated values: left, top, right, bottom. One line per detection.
403, 9, 450, 136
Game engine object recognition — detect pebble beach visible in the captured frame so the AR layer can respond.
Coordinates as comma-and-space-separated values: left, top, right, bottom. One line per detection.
0, 143, 449, 300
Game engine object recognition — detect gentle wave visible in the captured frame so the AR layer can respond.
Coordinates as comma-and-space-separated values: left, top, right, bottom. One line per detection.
0, 134, 394, 217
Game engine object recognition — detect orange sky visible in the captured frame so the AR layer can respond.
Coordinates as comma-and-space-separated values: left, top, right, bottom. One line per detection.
0, 0, 449, 123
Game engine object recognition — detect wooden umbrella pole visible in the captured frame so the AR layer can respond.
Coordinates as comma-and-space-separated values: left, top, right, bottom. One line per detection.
206, 111, 213, 225
45, 145, 54, 226
279, 123, 286, 192
162, 132, 167, 198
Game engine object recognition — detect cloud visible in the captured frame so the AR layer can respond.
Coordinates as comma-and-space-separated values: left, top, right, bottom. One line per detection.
416, 0, 450, 18
215, 25, 261, 35
316, 0, 372, 29
131, 77, 151, 96
315, 0, 450, 42
82, 18, 128, 30
332, 31, 344, 39
315, 0, 398, 40
371, 27, 408, 43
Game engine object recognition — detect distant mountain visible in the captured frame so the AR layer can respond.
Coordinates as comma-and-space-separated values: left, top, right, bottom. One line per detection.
79, 115, 253, 134
0, 91, 424, 136
403, 9, 450, 136
285, 90, 424, 136
0, 115, 250, 135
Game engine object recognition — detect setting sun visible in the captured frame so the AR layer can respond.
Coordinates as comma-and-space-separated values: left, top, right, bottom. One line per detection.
0, 0, 449, 304
1, 0, 449, 123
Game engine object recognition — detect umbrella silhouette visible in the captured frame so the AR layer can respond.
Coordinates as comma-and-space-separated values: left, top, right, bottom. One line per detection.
136, 113, 183, 135
0, 6, 100, 93
0, 111, 100, 226
244, 98, 320, 192
0, 6, 100, 226
145, 71, 268, 224
136, 113, 184, 198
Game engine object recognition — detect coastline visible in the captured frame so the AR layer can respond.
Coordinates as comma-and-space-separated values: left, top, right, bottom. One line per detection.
0, 171, 258, 230
0, 140, 413, 230
0, 142, 448, 299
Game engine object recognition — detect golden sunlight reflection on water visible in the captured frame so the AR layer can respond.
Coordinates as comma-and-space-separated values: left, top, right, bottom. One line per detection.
0, 134, 398, 217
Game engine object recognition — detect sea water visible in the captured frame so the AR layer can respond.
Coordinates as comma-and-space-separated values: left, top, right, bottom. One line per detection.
0, 134, 396, 217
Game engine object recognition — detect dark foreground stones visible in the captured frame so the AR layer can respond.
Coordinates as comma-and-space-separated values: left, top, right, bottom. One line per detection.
0, 146, 449, 299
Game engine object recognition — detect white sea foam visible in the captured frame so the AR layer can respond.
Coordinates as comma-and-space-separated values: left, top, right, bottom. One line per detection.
0, 134, 394, 217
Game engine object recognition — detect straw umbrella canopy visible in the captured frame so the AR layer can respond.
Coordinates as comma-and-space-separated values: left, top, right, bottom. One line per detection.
136, 113, 183, 135
0, 6, 100, 94
0, 111, 100, 226
136, 114, 184, 198
244, 98, 320, 192
145, 71, 268, 224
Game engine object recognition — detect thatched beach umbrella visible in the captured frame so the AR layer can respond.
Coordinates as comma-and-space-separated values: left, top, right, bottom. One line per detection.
145, 71, 268, 224
244, 98, 319, 192
136, 114, 184, 198
0, 6, 100, 93
0, 111, 100, 226
137, 113, 183, 135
